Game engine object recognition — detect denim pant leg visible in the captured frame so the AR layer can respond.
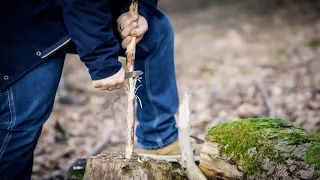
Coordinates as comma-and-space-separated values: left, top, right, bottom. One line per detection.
120, 10, 179, 150
0, 53, 65, 180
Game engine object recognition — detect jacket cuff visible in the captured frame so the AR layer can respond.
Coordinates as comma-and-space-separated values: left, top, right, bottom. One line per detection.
88, 59, 122, 81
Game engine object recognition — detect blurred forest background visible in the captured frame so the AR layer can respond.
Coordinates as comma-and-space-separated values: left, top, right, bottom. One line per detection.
32, 0, 320, 179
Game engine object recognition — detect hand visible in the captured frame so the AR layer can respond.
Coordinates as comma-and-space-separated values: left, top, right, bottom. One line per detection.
117, 12, 148, 49
92, 67, 125, 91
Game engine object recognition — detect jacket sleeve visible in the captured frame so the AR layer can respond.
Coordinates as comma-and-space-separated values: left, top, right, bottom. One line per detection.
60, 0, 122, 81
116, 0, 158, 22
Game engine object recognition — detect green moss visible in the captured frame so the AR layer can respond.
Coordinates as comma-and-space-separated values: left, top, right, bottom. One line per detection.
122, 165, 133, 176
172, 173, 187, 180
138, 161, 152, 170
67, 170, 85, 180
307, 39, 320, 48
171, 162, 181, 170
306, 143, 320, 167
278, 130, 320, 145
206, 118, 320, 176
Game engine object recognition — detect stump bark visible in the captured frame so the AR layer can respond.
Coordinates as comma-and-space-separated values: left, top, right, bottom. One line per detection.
199, 118, 320, 180
83, 153, 172, 180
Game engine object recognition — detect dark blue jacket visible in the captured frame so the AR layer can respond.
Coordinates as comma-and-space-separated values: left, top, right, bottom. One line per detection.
0, 0, 157, 92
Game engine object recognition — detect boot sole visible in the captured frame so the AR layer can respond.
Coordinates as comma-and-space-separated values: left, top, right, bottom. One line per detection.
137, 153, 200, 162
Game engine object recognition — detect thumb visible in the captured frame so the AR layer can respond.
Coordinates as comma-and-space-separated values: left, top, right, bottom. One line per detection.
130, 24, 148, 37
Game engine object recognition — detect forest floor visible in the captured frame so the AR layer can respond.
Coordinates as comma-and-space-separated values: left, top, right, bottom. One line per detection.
31, 2, 320, 179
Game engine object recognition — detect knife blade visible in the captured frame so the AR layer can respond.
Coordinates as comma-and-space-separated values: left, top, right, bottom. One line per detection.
125, 70, 143, 79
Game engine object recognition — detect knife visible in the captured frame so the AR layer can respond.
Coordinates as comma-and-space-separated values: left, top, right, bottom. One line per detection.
125, 70, 143, 79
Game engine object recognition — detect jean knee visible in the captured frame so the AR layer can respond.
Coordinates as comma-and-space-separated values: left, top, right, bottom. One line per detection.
151, 12, 174, 45
159, 14, 174, 41
138, 11, 174, 55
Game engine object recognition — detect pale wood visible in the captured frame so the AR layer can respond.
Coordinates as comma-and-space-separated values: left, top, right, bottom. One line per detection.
178, 93, 207, 180
199, 141, 243, 180
83, 153, 172, 180
125, 77, 136, 160
125, 0, 139, 160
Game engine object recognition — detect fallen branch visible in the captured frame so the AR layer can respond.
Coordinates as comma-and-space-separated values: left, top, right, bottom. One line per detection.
254, 80, 276, 118
306, 65, 318, 100
190, 135, 205, 144
178, 92, 207, 180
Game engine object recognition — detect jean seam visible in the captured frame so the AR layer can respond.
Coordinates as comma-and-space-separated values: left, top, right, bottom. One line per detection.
144, 53, 163, 147
0, 88, 16, 162
143, 29, 169, 148
137, 43, 150, 53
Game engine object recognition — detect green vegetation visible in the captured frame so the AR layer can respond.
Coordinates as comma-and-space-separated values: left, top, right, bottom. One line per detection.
206, 118, 320, 175
307, 40, 320, 48
306, 143, 320, 167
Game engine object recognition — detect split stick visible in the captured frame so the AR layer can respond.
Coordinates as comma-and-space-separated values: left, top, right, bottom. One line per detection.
125, 0, 138, 160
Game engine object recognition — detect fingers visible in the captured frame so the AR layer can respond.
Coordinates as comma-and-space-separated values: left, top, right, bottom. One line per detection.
130, 19, 148, 37
117, 12, 135, 27
95, 83, 123, 91
122, 26, 145, 46
135, 35, 143, 44
122, 15, 138, 31
116, 83, 124, 89
121, 36, 132, 49
107, 86, 116, 91
130, 26, 147, 37
117, 12, 138, 38
100, 86, 112, 91
92, 67, 125, 91
120, 22, 138, 39
100, 83, 123, 91
117, 13, 130, 27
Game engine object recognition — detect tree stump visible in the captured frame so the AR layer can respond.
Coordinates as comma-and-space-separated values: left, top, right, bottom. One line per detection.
200, 118, 320, 180
83, 153, 172, 180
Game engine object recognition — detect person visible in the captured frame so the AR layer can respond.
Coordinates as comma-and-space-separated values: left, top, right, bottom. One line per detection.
0, 0, 187, 179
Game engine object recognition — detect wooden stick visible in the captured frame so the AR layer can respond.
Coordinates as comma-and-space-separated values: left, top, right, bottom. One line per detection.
178, 92, 207, 180
254, 80, 275, 118
126, 0, 138, 72
125, 0, 138, 160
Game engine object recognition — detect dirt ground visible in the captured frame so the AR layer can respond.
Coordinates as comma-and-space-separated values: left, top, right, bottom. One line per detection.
31, 1, 320, 179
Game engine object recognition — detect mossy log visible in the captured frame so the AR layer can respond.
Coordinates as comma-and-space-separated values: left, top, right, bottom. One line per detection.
200, 118, 320, 180
83, 153, 172, 180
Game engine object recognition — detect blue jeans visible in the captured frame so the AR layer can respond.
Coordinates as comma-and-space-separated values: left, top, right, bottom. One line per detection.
0, 10, 178, 180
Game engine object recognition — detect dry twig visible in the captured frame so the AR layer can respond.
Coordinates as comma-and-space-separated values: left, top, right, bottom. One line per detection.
254, 80, 276, 118
178, 92, 207, 180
